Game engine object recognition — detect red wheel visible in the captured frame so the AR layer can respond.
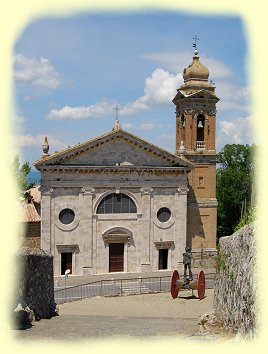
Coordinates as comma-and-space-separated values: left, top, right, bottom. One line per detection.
197, 270, 206, 300
170, 270, 180, 299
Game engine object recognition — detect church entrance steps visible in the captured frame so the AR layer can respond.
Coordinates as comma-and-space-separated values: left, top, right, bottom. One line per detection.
120, 281, 151, 294
54, 268, 215, 288
54, 271, 216, 304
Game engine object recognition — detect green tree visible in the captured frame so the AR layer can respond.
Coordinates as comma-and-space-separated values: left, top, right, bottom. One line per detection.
12, 154, 35, 194
216, 144, 255, 238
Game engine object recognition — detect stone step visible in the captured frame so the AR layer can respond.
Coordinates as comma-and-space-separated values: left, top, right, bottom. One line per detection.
120, 282, 151, 294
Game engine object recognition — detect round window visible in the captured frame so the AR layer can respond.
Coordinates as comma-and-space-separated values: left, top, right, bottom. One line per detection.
59, 208, 75, 225
157, 207, 171, 223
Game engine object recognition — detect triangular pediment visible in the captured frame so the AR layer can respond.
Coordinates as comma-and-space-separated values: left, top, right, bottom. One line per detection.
34, 129, 193, 169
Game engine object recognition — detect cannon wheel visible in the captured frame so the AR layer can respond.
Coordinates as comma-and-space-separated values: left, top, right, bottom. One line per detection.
170, 270, 180, 299
197, 270, 206, 300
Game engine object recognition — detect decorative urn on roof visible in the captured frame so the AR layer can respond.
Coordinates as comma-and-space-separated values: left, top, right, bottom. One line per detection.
42, 136, 49, 157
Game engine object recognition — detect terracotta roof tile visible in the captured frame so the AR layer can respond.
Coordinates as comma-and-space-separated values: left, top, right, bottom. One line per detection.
18, 203, 41, 223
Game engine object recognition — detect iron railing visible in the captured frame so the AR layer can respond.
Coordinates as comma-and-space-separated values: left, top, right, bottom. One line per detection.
54, 273, 215, 304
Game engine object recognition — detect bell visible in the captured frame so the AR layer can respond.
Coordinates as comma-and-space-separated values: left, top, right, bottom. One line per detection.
198, 120, 203, 128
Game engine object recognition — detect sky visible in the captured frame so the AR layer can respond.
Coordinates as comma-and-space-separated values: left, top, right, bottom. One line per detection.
12, 10, 252, 169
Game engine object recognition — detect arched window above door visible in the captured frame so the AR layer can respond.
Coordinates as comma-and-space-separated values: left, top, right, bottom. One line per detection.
97, 193, 137, 214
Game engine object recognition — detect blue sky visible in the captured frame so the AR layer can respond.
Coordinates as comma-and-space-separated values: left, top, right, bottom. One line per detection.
13, 10, 252, 168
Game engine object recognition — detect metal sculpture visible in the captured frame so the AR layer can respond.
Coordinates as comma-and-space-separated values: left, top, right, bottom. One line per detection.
170, 248, 205, 300
170, 269, 206, 300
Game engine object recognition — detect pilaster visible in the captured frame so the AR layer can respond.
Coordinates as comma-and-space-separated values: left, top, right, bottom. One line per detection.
40, 187, 53, 254
80, 187, 95, 275
140, 187, 153, 271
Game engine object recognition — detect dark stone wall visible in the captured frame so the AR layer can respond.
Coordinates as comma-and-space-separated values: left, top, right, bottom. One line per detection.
14, 248, 55, 320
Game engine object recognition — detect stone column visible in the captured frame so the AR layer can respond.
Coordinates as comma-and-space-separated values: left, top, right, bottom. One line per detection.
80, 187, 95, 276
140, 187, 153, 272
192, 114, 198, 150
204, 115, 209, 151
40, 187, 53, 254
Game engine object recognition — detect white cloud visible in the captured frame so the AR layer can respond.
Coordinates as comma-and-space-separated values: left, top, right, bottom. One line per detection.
14, 54, 60, 89
142, 51, 233, 79
48, 68, 181, 120
48, 99, 117, 120
201, 56, 233, 79
216, 82, 251, 111
122, 122, 133, 129
217, 116, 254, 149
12, 115, 25, 124
158, 133, 175, 141
140, 123, 155, 130
15, 134, 67, 150
142, 68, 181, 105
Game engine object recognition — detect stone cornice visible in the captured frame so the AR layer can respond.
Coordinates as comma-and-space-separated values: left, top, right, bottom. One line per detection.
38, 165, 191, 176
188, 198, 218, 208
140, 187, 153, 195
81, 187, 95, 195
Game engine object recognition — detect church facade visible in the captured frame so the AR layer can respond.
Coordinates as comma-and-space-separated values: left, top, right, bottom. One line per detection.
34, 49, 219, 276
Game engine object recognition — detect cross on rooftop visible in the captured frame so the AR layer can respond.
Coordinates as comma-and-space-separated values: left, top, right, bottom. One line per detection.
114, 104, 121, 121
192, 35, 199, 49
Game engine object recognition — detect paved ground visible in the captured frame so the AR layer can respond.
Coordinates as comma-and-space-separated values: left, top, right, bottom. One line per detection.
13, 289, 230, 341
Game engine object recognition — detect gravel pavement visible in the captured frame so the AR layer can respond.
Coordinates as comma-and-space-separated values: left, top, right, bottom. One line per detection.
14, 289, 220, 341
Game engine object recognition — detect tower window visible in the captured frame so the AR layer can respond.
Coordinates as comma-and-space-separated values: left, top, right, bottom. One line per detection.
197, 114, 205, 142
181, 115, 185, 127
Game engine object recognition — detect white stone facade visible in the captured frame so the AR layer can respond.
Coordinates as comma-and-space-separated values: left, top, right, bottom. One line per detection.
36, 130, 193, 276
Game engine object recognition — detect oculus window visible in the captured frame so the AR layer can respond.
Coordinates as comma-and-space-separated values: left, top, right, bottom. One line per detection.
97, 193, 137, 214
157, 207, 171, 223
59, 208, 75, 225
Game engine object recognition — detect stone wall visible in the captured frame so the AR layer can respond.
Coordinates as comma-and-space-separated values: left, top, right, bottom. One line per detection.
25, 222, 41, 237
14, 247, 56, 320
20, 236, 40, 249
191, 248, 217, 269
213, 223, 256, 335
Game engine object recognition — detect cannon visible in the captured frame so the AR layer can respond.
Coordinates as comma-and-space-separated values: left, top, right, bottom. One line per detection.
170, 269, 206, 300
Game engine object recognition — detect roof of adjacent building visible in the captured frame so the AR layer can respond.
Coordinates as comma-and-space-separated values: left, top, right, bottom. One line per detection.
24, 186, 41, 204
18, 203, 41, 223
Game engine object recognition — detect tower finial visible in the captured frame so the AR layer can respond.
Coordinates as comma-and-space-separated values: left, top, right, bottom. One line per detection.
192, 35, 199, 55
112, 104, 122, 131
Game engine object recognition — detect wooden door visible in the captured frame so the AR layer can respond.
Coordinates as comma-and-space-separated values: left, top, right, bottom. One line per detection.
61, 252, 73, 275
109, 243, 124, 272
158, 249, 168, 270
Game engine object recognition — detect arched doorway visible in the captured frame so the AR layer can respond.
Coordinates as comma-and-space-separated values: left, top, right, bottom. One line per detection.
102, 228, 132, 273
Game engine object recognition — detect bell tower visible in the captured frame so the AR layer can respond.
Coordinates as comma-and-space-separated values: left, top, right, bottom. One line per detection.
173, 48, 219, 254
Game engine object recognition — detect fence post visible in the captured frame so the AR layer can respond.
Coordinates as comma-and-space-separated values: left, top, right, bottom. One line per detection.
160, 277, 162, 292
100, 281, 103, 296
120, 279, 122, 295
